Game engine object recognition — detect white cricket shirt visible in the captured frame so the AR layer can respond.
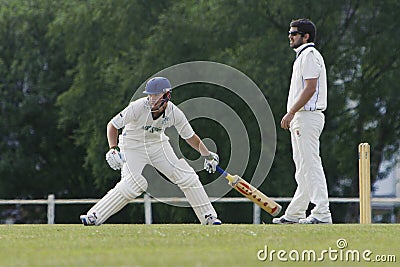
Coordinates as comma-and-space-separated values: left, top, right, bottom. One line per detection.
287, 42, 327, 112
110, 97, 195, 148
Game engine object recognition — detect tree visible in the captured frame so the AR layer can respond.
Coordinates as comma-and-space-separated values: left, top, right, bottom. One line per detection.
0, 0, 91, 200
54, 0, 173, 190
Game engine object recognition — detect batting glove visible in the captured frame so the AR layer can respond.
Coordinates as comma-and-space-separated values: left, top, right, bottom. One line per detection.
204, 152, 219, 173
105, 146, 125, 170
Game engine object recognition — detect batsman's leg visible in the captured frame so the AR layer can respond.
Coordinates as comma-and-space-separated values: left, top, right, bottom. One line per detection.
80, 165, 147, 226
176, 165, 221, 225
172, 159, 221, 225
152, 143, 221, 225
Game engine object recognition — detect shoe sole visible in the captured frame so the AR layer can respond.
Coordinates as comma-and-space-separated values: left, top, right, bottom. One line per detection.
299, 222, 332, 224
299, 219, 332, 224
272, 219, 298, 224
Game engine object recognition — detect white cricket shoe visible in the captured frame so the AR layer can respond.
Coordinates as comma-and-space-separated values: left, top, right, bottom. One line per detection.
272, 216, 298, 224
80, 213, 97, 226
205, 214, 222, 225
299, 216, 332, 224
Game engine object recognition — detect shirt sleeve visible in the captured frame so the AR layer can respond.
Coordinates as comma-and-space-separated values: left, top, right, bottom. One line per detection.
110, 102, 137, 129
173, 107, 195, 139
302, 51, 322, 79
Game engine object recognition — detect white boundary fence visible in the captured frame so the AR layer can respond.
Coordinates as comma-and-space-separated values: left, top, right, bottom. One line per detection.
1, 194, 399, 224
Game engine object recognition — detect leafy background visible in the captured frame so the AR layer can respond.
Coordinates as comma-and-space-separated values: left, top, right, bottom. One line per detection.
1, 0, 399, 223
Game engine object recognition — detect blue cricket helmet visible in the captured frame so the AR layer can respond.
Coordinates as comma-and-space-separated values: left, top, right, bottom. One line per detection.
143, 77, 172, 94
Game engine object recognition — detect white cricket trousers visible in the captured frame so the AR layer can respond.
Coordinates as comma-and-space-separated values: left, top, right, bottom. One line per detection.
285, 111, 331, 221
125, 141, 218, 224
87, 140, 218, 225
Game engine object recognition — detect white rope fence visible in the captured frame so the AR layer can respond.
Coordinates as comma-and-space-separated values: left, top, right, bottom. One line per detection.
1, 194, 399, 224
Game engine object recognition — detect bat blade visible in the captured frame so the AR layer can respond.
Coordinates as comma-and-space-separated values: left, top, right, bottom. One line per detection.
216, 166, 282, 217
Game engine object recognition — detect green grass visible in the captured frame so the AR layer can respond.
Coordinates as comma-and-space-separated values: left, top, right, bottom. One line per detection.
0, 224, 399, 267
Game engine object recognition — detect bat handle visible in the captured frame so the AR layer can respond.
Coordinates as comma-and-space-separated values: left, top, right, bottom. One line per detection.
216, 165, 228, 177
216, 166, 237, 186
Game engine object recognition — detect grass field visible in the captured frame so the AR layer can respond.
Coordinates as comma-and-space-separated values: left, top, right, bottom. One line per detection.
0, 224, 398, 267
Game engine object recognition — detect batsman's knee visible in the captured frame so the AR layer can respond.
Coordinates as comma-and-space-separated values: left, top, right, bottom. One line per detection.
116, 171, 148, 200
170, 159, 199, 188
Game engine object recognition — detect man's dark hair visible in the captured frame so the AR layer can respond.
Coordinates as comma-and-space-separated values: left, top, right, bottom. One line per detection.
290, 19, 316, 43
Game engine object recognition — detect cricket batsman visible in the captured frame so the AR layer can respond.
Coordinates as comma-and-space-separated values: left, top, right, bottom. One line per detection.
80, 77, 222, 225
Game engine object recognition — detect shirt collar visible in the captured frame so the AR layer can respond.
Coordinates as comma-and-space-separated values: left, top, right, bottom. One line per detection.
294, 42, 315, 53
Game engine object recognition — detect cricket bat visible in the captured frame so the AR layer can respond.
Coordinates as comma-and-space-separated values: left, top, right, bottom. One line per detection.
216, 166, 282, 216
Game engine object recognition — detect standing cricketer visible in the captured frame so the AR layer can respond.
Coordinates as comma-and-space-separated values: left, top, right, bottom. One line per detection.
273, 19, 332, 224
80, 77, 222, 225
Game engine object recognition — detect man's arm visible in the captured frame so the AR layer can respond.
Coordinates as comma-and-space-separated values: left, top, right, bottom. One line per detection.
107, 121, 119, 149
185, 134, 211, 156
186, 133, 219, 173
105, 121, 124, 170
280, 78, 318, 130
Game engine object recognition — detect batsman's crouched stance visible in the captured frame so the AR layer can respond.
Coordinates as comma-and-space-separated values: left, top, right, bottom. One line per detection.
80, 77, 221, 226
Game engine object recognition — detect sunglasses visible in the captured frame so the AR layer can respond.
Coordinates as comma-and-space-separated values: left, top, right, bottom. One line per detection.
288, 30, 305, 36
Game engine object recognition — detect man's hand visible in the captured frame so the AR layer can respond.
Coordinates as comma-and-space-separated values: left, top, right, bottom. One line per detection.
105, 147, 125, 170
204, 152, 219, 173
280, 112, 295, 130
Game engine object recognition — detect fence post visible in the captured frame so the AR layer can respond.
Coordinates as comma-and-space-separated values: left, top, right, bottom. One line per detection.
144, 193, 152, 224
253, 203, 261, 224
47, 194, 55, 224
